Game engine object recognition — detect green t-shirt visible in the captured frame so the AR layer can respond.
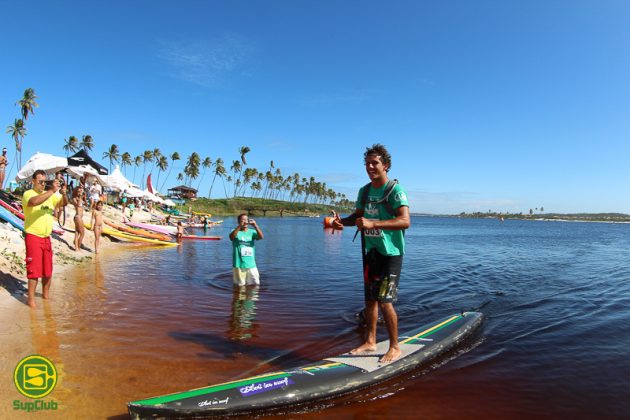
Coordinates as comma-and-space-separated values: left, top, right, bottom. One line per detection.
356, 182, 409, 256
232, 229, 259, 269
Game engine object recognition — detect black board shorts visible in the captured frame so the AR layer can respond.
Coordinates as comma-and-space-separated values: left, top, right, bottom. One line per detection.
364, 249, 402, 303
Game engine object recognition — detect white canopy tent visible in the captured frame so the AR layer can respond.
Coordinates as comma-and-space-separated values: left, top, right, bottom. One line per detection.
16, 152, 68, 181
101, 166, 136, 192
125, 186, 146, 198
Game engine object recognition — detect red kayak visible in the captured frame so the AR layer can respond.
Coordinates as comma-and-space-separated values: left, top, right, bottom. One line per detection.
181, 235, 221, 240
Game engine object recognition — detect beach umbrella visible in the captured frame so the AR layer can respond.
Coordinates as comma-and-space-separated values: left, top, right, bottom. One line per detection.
16, 152, 68, 181
67, 149, 108, 176
66, 165, 103, 183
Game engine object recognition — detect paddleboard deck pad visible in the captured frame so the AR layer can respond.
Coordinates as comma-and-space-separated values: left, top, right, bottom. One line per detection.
128, 311, 483, 419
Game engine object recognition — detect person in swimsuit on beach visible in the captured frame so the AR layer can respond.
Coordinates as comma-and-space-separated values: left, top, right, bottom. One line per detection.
176, 221, 184, 241
72, 185, 86, 251
91, 200, 104, 253
0, 147, 8, 190
331, 144, 410, 363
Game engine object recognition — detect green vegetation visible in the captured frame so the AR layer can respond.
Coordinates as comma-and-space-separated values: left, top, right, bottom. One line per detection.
177, 197, 353, 217
56, 251, 93, 265
457, 211, 630, 223
1, 248, 25, 275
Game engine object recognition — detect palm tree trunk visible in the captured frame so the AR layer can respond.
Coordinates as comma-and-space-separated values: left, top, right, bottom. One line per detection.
160, 166, 174, 192
208, 173, 217, 198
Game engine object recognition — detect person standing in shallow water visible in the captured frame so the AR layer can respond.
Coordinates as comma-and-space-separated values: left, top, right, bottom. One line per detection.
229, 214, 264, 286
72, 185, 86, 251
91, 200, 104, 253
332, 144, 410, 363
23, 169, 68, 308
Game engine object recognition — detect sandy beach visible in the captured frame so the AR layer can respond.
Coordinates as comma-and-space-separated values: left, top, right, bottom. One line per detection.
0, 203, 159, 418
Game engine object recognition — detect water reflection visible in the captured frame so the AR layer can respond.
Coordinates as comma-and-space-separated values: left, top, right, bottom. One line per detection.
29, 301, 61, 362
229, 286, 259, 341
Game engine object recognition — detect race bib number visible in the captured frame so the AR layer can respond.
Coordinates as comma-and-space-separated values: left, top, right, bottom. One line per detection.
240, 246, 253, 257
364, 228, 382, 237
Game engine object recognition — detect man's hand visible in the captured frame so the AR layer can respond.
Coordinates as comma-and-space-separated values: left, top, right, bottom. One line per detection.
357, 217, 375, 230
331, 215, 344, 230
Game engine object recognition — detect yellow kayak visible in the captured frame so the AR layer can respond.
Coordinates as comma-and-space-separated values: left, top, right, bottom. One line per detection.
85, 222, 177, 246
192, 211, 212, 217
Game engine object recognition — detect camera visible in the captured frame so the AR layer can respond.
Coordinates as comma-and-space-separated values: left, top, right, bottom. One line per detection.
44, 180, 55, 190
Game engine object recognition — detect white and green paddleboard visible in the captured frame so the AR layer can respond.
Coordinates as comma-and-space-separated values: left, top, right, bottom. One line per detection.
128, 311, 484, 418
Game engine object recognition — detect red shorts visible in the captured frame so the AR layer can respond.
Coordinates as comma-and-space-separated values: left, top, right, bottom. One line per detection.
25, 233, 53, 279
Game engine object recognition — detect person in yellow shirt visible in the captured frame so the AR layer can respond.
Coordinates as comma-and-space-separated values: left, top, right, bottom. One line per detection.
22, 170, 68, 308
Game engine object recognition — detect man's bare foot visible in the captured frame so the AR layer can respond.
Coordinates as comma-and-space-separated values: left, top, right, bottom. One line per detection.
378, 347, 402, 363
27, 299, 37, 309
349, 343, 377, 355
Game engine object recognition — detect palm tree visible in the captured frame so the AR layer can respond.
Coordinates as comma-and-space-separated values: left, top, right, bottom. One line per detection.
17, 88, 38, 121
149, 148, 161, 178
132, 155, 143, 183
239, 146, 251, 165
208, 158, 225, 198
184, 152, 200, 187
80, 135, 95, 152
155, 155, 168, 192
197, 156, 212, 191
141, 150, 153, 189
63, 135, 79, 156
120, 152, 132, 175
160, 152, 180, 191
6, 119, 26, 168
102, 144, 120, 174
225, 176, 232, 198
230, 160, 242, 197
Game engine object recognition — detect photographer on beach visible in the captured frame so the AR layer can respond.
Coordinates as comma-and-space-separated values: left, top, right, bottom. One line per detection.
23, 169, 68, 308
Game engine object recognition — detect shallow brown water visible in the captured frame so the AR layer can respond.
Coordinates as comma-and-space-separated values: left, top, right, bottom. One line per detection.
5, 217, 630, 419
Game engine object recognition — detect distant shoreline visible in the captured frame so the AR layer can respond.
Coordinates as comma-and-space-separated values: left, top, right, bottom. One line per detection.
410, 213, 630, 224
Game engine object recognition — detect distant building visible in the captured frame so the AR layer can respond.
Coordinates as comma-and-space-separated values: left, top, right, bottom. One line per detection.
168, 185, 198, 199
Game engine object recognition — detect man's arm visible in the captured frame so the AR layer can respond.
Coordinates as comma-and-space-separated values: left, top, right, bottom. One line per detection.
56, 186, 68, 209
357, 206, 410, 231
229, 226, 241, 241
331, 209, 364, 230
252, 222, 264, 240
27, 190, 56, 207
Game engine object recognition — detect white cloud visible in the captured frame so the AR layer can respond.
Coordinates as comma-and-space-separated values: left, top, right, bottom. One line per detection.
157, 34, 253, 87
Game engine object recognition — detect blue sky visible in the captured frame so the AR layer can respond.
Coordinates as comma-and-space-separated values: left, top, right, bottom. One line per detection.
2, 0, 629, 214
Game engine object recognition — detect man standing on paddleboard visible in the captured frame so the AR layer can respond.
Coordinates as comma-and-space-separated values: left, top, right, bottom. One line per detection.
332, 144, 410, 363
